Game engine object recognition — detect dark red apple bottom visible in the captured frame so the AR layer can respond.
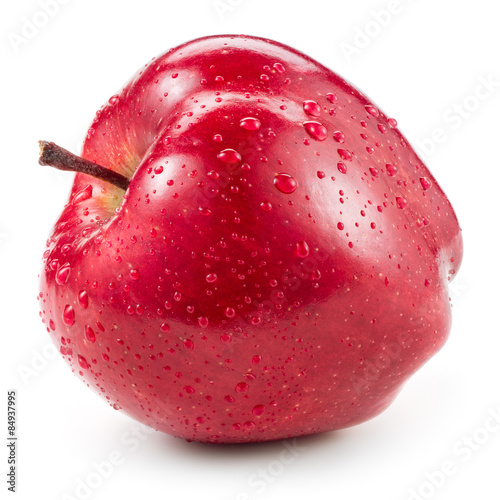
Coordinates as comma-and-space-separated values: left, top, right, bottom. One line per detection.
38, 35, 462, 443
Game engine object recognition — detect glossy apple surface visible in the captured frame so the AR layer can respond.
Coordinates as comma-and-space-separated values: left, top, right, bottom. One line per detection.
38, 35, 462, 443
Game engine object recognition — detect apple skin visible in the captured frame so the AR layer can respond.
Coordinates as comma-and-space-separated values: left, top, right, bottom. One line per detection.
38, 35, 462, 443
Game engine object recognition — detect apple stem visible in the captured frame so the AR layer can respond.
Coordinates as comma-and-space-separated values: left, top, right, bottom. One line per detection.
38, 141, 130, 191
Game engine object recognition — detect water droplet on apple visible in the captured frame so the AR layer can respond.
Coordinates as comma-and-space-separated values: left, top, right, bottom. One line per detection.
396, 196, 408, 209
85, 325, 96, 343
206, 273, 218, 283
317, 171, 325, 179
60, 346, 72, 356
184, 386, 195, 394
184, 339, 195, 350
129, 269, 140, 280
260, 200, 273, 212
386, 163, 398, 176
198, 317, 209, 328
225, 307, 236, 318
388, 117, 398, 128
78, 355, 89, 369
296, 241, 310, 258
303, 100, 321, 117
274, 173, 298, 194
239, 117, 261, 130
326, 93, 338, 103
303, 121, 328, 141
273, 62, 286, 73
78, 290, 89, 309
72, 184, 93, 205
217, 149, 241, 164
56, 263, 71, 285
333, 131, 345, 143
337, 162, 347, 174
337, 149, 352, 161
252, 355, 262, 364
220, 333, 231, 343
235, 382, 249, 392
369, 167, 379, 177
252, 404, 265, 416
244, 421, 256, 430
365, 104, 379, 117
62, 305, 75, 326
420, 177, 432, 190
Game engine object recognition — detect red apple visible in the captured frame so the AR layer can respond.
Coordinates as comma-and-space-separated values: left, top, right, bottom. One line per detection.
38, 34, 462, 443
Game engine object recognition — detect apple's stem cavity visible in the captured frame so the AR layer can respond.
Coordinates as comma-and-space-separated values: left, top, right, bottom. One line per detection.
38, 141, 130, 191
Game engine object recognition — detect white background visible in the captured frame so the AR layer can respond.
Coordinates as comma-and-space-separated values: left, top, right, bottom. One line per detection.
1, 1, 499, 499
